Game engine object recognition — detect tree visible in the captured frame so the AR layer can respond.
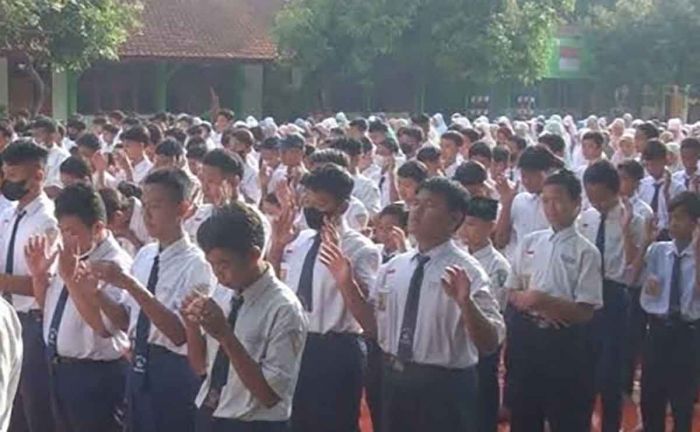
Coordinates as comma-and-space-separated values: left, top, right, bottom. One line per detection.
0, 0, 142, 116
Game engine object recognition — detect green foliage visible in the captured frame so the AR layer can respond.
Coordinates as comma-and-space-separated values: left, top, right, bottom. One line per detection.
0, 0, 142, 71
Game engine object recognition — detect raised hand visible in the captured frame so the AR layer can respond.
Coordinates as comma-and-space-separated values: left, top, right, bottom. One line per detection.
179, 291, 206, 327
271, 204, 298, 247
495, 176, 518, 203
644, 216, 660, 245
387, 226, 408, 253
319, 222, 352, 287
91, 151, 108, 173
24, 235, 58, 278
196, 298, 229, 341
88, 260, 130, 288
441, 266, 472, 307
57, 242, 80, 283
620, 197, 633, 231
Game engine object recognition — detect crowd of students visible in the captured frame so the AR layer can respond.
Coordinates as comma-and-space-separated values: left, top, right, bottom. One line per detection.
0, 108, 698, 432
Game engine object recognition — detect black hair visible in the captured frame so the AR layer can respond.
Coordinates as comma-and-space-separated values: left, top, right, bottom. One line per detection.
2, 139, 48, 165
216, 109, 235, 122
543, 169, 582, 201
202, 148, 245, 178
464, 196, 499, 222
308, 148, 349, 168
142, 168, 194, 203
197, 201, 265, 256
91, 117, 107, 127
260, 137, 281, 151
399, 127, 425, 143
164, 127, 187, 145
582, 131, 605, 148
680, 137, 700, 153
462, 128, 481, 144
155, 138, 184, 158
441, 131, 464, 147
468, 141, 492, 161
122, 117, 141, 128
509, 135, 528, 152
186, 139, 208, 160
518, 145, 563, 171
146, 123, 163, 146
411, 113, 430, 125
98, 187, 125, 222
416, 146, 441, 163
617, 159, 645, 182
32, 116, 57, 134
453, 161, 488, 186
117, 181, 142, 200
493, 146, 510, 163
55, 184, 106, 226
231, 129, 255, 147
668, 191, 700, 219
377, 137, 399, 154
538, 133, 565, 154
331, 137, 363, 158
349, 118, 369, 132
379, 202, 409, 230
66, 116, 87, 131
368, 121, 389, 134
416, 177, 470, 228
583, 160, 620, 193
637, 122, 659, 140
187, 125, 204, 137
641, 139, 667, 161
120, 125, 150, 145
102, 124, 120, 135
397, 160, 429, 183
301, 164, 354, 202
59, 156, 91, 179
75, 133, 102, 152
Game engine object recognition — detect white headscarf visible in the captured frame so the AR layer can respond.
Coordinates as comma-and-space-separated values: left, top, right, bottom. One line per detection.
432, 113, 448, 135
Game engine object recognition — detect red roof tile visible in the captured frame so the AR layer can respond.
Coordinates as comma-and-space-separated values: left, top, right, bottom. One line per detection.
119, 0, 281, 61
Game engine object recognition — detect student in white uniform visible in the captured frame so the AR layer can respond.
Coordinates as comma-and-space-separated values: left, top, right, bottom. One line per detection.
116, 125, 154, 185
457, 196, 511, 432
440, 131, 464, 179
31, 116, 70, 193
0, 156, 17, 217
359, 137, 382, 184
494, 146, 561, 260
331, 137, 381, 217
639, 139, 684, 241
184, 149, 270, 249
268, 164, 380, 432
26, 184, 131, 431
224, 129, 261, 205
0, 297, 21, 432
376, 138, 401, 208
453, 160, 492, 199
579, 160, 644, 432
0, 140, 58, 432
321, 176, 503, 432
181, 202, 308, 432
636, 192, 700, 432
90, 168, 216, 432
506, 169, 603, 432
396, 160, 428, 208
672, 137, 700, 190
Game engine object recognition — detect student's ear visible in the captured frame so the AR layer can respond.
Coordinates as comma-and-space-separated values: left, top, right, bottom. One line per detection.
486, 220, 496, 235
337, 199, 350, 216
177, 200, 193, 219
248, 246, 262, 264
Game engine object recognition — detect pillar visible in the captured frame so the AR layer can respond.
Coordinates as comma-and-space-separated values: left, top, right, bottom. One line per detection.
0, 57, 8, 115
51, 68, 69, 121
154, 62, 167, 112
239, 63, 263, 118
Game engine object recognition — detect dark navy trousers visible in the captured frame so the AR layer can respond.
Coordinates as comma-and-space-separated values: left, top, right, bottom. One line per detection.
195, 408, 289, 432
477, 346, 502, 432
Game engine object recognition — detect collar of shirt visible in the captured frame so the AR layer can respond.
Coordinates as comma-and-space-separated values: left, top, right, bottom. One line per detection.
159, 235, 193, 262
471, 242, 496, 261
17, 193, 51, 219
668, 241, 695, 258
548, 225, 578, 243
415, 239, 453, 262
239, 265, 275, 307
82, 233, 120, 262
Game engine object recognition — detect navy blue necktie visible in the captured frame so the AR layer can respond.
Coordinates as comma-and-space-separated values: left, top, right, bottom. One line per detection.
668, 254, 683, 318
202, 295, 244, 413
3, 210, 26, 302
297, 234, 322, 312
650, 182, 662, 213
596, 212, 607, 278
132, 254, 159, 388
397, 254, 430, 362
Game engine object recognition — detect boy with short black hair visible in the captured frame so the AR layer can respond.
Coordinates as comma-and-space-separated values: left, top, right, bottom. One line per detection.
673, 137, 700, 191
416, 146, 442, 177
440, 131, 464, 178
453, 160, 490, 198
636, 191, 700, 432
469, 141, 493, 170
396, 160, 428, 207
59, 156, 92, 187
116, 125, 154, 184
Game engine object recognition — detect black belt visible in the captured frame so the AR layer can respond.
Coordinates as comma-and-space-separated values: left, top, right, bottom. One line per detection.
52, 356, 124, 365
307, 331, 361, 341
382, 353, 473, 375
603, 279, 627, 290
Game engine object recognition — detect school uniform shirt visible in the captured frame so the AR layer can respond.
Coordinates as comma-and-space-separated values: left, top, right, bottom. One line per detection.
506, 226, 603, 308
195, 267, 308, 421
379, 169, 394, 208
444, 156, 463, 179
117, 158, 153, 185
371, 240, 504, 368
578, 202, 645, 285
638, 176, 684, 230
0, 196, 15, 218
345, 196, 370, 231
640, 241, 700, 320
128, 197, 151, 247
470, 242, 512, 311
62, 137, 77, 153
267, 165, 288, 195
126, 236, 216, 356
504, 191, 548, 261
630, 194, 654, 223
362, 163, 382, 184
352, 173, 381, 217
0, 194, 59, 313
672, 170, 695, 190
281, 221, 380, 334
0, 297, 22, 432
240, 159, 262, 205
45, 144, 70, 188
42, 233, 132, 360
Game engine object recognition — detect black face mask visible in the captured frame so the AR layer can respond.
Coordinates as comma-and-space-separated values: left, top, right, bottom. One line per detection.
1, 179, 29, 201
303, 207, 326, 231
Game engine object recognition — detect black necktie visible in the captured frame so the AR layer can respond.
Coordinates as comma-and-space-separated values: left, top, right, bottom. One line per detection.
46, 256, 89, 361
379, 174, 386, 192
133, 254, 159, 388
685, 176, 690, 189
3, 210, 27, 302
596, 212, 607, 278
202, 295, 244, 413
668, 254, 682, 318
297, 234, 322, 312
397, 254, 430, 362
650, 182, 662, 213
